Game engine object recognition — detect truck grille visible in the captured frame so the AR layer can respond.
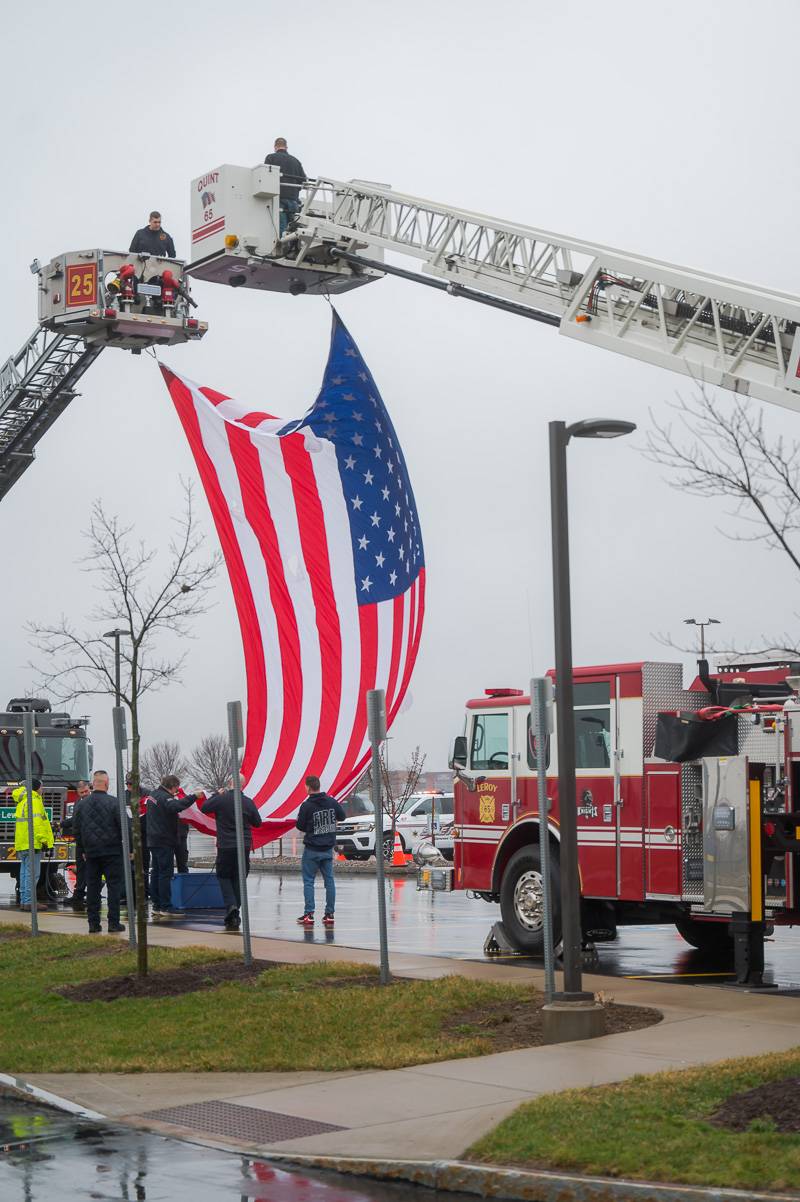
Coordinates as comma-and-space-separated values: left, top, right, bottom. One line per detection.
0, 787, 66, 842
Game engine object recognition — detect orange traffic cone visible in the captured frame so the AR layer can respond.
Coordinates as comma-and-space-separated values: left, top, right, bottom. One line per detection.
391, 832, 406, 866
336, 851, 346, 862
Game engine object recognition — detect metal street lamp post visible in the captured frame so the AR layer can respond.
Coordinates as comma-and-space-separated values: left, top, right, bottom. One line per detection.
549, 418, 636, 1006
103, 628, 128, 708
683, 617, 720, 659
104, 628, 135, 940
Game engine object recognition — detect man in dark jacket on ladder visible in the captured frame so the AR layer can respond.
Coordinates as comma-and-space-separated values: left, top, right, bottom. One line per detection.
147, 776, 201, 917
264, 138, 307, 234
201, 776, 262, 931
72, 770, 126, 935
295, 776, 346, 928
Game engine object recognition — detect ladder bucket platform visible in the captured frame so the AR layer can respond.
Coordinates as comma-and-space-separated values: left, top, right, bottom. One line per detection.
185, 163, 383, 296
186, 245, 379, 296
37, 250, 207, 350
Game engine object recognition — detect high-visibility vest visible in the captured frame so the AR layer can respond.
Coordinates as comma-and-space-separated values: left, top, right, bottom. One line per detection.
12, 787, 55, 852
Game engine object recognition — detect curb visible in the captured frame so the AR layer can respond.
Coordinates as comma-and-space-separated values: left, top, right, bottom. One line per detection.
0, 1072, 105, 1122
2, 1077, 796, 1202
260, 1154, 800, 1202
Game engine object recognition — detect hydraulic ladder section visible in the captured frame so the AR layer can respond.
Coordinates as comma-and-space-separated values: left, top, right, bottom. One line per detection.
0, 327, 101, 501
294, 178, 800, 413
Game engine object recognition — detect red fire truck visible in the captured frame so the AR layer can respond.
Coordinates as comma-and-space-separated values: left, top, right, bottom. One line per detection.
419, 658, 800, 980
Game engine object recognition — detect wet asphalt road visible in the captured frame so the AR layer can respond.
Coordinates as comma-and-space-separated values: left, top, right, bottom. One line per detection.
4, 867, 800, 990
0, 1097, 472, 1201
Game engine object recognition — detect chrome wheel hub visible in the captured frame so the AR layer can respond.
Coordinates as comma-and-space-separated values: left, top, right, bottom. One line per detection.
513, 869, 544, 931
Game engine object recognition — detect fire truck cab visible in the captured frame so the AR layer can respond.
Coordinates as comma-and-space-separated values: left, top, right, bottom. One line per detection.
428, 659, 800, 982
0, 698, 91, 894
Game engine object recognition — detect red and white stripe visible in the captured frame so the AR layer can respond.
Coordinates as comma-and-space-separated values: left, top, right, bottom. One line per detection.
191, 217, 226, 243
161, 366, 425, 846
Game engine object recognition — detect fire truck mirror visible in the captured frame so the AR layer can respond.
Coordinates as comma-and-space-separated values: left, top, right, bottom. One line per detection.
449, 735, 467, 771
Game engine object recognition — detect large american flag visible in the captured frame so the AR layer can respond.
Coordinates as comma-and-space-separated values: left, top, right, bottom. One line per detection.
161, 312, 425, 844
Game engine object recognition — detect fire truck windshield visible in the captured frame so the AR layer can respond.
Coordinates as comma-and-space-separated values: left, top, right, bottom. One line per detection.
0, 731, 89, 782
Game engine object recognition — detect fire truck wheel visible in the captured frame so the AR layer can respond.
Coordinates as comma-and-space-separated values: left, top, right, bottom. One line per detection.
500, 846, 561, 955
674, 915, 734, 956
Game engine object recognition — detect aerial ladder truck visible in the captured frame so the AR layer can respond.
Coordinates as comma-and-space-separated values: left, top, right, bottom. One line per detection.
185, 162, 800, 980
3, 163, 800, 975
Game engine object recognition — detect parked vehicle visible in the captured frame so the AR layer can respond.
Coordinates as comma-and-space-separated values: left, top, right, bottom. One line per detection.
336, 791, 454, 860
416, 819, 454, 861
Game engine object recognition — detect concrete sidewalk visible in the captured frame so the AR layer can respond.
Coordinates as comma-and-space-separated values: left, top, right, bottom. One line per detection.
3, 906, 800, 1163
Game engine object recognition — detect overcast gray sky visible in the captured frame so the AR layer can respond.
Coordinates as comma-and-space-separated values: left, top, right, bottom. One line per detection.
2, 0, 799, 784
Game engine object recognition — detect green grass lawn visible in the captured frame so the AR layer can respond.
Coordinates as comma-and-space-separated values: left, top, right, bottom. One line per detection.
0, 930, 535, 1073
467, 1048, 800, 1193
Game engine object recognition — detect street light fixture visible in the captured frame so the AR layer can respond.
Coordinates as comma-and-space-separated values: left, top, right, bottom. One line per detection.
103, 628, 129, 707
683, 617, 720, 659
549, 417, 636, 1004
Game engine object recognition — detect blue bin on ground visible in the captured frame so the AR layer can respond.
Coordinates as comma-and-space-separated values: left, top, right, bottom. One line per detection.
171, 872, 225, 909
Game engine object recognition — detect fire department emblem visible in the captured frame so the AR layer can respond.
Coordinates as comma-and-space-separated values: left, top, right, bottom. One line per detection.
479, 795, 496, 823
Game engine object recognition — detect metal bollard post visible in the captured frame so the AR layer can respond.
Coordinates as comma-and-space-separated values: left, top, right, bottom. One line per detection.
21, 712, 38, 936
367, 689, 390, 985
227, 701, 252, 966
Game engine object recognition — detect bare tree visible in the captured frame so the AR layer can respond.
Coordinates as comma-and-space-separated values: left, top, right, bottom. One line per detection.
28, 483, 220, 974
141, 740, 188, 791
187, 733, 231, 793
380, 745, 426, 857
646, 386, 800, 655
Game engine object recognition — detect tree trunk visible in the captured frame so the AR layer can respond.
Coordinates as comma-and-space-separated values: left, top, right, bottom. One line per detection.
129, 698, 148, 977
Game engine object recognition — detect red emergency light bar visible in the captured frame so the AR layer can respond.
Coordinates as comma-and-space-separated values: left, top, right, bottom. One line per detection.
485, 688, 524, 697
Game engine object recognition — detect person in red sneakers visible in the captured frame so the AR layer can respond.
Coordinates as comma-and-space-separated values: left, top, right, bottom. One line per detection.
295, 775, 345, 927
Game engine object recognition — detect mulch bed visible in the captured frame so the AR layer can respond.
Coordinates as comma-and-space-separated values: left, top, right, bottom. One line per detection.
443, 997, 661, 1052
710, 1077, 800, 1133
56, 957, 279, 1002
54, 955, 662, 1054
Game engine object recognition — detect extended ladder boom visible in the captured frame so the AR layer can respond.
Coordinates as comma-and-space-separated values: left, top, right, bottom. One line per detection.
0, 248, 207, 502
295, 178, 800, 412
0, 327, 101, 501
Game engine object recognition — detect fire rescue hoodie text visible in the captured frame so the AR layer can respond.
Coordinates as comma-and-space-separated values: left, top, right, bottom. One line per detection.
295, 792, 346, 849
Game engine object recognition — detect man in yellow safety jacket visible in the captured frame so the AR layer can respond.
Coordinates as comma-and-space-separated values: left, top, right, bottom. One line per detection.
13, 777, 54, 910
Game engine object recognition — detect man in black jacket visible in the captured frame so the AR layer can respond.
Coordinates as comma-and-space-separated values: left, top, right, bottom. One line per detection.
201, 776, 262, 931
264, 138, 307, 234
129, 211, 176, 258
295, 776, 346, 928
72, 770, 125, 934
147, 775, 200, 916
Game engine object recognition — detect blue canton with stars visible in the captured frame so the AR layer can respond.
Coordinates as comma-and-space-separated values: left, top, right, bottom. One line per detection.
278, 313, 424, 605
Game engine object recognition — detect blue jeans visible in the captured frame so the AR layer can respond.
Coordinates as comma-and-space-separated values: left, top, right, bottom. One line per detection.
279, 198, 300, 235
301, 848, 335, 915
149, 846, 175, 911
18, 850, 42, 905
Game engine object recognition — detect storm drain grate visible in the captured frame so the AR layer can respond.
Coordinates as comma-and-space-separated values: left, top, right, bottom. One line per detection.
142, 1099, 347, 1142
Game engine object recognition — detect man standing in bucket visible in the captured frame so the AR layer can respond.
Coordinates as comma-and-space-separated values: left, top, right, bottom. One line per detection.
295, 775, 345, 928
